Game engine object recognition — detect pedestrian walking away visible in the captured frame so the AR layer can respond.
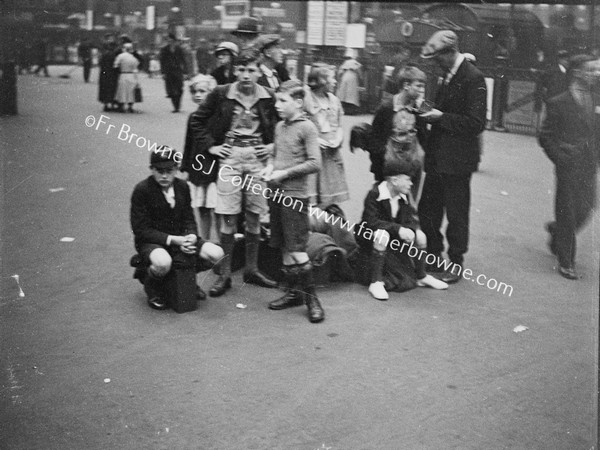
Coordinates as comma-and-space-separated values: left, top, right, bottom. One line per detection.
417, 30, 487, 284
539, 54, 600, 280
78, 37, 94, 83
98, 34, 119, 111
32, 38, 50, 77
160, 33, 188, 113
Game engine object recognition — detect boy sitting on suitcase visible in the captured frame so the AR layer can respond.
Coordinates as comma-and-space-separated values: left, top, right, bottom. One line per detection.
130, 146, 223, 310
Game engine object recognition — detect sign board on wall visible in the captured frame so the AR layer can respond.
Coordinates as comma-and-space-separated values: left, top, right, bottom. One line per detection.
345, 23, 366, 48
307, 1, 325, 46
306, 1, 348, 46
324, 2, 347, 46
221, 0, 249, 30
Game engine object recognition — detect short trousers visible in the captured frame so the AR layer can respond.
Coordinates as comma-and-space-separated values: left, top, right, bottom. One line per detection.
268, 197, 309, 253
215, 145, 268, 216
188, 181, 217, 209
138, 242, 213, 272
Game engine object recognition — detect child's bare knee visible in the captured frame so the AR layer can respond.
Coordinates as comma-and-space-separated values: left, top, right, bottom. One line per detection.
149, 248, 172, 277
200, 242, 224, 263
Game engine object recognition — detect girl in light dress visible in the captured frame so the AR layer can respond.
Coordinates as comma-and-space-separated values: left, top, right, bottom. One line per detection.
181, 74, 220, 240
304, 64, 350, 209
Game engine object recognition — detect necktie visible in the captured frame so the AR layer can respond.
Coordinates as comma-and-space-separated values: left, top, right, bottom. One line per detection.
164, 187, 175, 208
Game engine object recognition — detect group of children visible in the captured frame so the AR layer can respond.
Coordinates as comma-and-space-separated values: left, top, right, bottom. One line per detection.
130, 47, 449, 323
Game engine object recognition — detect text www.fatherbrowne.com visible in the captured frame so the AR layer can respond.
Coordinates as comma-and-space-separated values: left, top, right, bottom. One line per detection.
307, 206, 514, 297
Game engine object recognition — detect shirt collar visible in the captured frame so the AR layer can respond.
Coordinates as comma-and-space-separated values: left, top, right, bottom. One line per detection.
260, 64, 275, 78
450, 53, 465, 76
376, 181, 407, 203
226, 82, 272, 101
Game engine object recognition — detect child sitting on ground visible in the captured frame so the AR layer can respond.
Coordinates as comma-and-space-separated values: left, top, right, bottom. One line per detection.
353, 158, 448, 301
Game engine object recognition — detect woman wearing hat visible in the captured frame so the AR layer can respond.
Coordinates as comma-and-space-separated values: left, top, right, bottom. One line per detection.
113, 42, 140, 113
210, 41, 239, 85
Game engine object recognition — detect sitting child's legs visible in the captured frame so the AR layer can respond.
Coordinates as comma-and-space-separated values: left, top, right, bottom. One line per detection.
148, 247, 172, 278
144, 247, 173, 309
369, 229, 390, 300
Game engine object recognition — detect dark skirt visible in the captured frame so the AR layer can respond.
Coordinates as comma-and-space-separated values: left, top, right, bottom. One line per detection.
98, 67, 118, 104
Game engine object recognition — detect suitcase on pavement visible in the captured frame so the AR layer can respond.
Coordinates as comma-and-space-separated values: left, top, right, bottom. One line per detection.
165, 253, 198, 313
165, 267, 197, 313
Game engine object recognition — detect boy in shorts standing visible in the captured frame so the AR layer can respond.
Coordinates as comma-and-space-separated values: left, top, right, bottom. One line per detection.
190, 48, 279, 297
261, 80, 324, 323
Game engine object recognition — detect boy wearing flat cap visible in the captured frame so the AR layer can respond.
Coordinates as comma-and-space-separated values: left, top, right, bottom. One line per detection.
256, 34, 290, 89
417, 29, 487, 284
130, 147, 223, 310
353, 159, 448, 301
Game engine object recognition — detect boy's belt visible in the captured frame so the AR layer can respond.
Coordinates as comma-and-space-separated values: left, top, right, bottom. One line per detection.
225, 136, 263, 147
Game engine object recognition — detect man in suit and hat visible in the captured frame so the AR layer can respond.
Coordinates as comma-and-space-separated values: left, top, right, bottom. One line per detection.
539, 55, 600, 279
159, 33, 188, 112
417, 30, 487, 284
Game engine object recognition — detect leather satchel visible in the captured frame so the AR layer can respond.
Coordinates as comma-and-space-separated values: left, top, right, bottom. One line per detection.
134, 84, 143, 103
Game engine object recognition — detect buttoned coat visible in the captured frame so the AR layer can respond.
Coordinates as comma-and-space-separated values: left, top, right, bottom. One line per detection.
130, 177, 197, 252
357, 185, 420, 252
423, 59, 487, 174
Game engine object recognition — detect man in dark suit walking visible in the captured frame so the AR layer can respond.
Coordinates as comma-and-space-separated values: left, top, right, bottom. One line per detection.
417, 30, 487, 283
159, 33, 188, 112
539, 55, 600, 280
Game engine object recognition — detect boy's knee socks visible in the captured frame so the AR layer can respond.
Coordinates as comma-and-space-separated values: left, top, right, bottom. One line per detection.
370, 249, 386, 283
245, 232, 261, 273
220, 233, 235, 278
